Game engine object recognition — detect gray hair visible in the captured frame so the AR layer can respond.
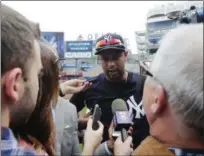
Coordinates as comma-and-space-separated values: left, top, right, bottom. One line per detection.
150, 24, 203, 140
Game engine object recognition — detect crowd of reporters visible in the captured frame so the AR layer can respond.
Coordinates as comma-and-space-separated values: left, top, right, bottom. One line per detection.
1, 3, 204, 156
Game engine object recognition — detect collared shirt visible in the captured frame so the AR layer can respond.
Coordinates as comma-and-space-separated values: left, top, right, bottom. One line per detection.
51, 105, 57, 152
104, 141, 113, 156
51, 105, 56, 123
1, 127, 36, 156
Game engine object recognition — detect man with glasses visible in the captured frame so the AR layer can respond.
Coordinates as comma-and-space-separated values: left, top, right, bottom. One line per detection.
132, 24, 204, 155
70, 33, 149, 155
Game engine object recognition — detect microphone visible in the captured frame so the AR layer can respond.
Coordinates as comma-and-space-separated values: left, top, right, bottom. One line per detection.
111, 99, 132, 141
92, 104, 102, 130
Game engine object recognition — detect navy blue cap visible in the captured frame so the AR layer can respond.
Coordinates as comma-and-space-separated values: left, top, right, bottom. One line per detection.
95, 33, 126, 55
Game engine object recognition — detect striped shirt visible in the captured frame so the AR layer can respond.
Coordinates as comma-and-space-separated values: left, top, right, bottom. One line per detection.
1, 127, 36, 156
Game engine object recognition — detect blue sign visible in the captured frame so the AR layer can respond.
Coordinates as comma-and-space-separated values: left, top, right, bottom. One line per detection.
65, 41, 93, 58
41, 32, 64, 58
63, 63, 76, 68
66, 41, 93, 52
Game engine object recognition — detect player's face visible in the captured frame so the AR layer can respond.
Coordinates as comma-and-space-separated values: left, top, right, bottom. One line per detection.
99, 50, 128, 81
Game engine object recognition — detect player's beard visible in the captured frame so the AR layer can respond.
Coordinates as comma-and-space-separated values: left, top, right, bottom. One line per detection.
106, 68, 125, 81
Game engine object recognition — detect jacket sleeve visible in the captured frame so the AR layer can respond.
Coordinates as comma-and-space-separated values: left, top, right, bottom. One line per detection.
94, 142, 112, 156
60, 101, 81, 156
71, 104, 81, 156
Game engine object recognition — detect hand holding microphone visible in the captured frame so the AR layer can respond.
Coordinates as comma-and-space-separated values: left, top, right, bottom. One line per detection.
111, 99, 133, 155
111, 98, 132, 140
84, 118, 104, 146
105, 99, 133, 155
92, 104, 102, 130
83, 118, 104, 155
83, 105, 104, 155
114, 135, 133, 156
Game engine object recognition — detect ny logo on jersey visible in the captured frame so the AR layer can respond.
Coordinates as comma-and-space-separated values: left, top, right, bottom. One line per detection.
104, 34, 112, 43
127, 95, 145, 119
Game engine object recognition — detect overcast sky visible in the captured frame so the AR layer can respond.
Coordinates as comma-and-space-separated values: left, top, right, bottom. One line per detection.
3, 1, 181, 53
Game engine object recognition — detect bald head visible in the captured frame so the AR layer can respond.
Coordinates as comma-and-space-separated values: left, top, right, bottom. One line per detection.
148, 24, 203, 141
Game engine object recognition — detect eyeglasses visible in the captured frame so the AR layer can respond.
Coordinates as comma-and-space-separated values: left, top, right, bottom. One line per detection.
96, 38, 124, 48
139, 61, 153, 77
139, 61, 165, 89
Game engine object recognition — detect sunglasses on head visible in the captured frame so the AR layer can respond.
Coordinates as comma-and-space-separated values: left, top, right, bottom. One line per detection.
96, 38, 124, 48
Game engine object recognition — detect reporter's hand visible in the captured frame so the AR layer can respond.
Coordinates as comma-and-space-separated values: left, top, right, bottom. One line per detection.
60, 79, 92, 94
107, 121, 115, 150
83, 118, 104, 155
114, 135, 133, 156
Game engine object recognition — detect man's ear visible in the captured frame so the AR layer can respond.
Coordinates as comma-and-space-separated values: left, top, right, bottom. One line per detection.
124, 51, 128, 57
150, 84, 166, 115
2, 68, 24, 104
124, 51, 128, 61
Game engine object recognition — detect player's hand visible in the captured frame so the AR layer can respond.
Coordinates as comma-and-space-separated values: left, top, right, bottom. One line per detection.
60, 79, 92, 94
114, 135, 133, 156
78, 112, 91, 130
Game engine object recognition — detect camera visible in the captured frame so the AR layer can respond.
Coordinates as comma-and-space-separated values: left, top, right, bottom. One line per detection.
167, 6, 203, 24
179, 6, 203, 24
